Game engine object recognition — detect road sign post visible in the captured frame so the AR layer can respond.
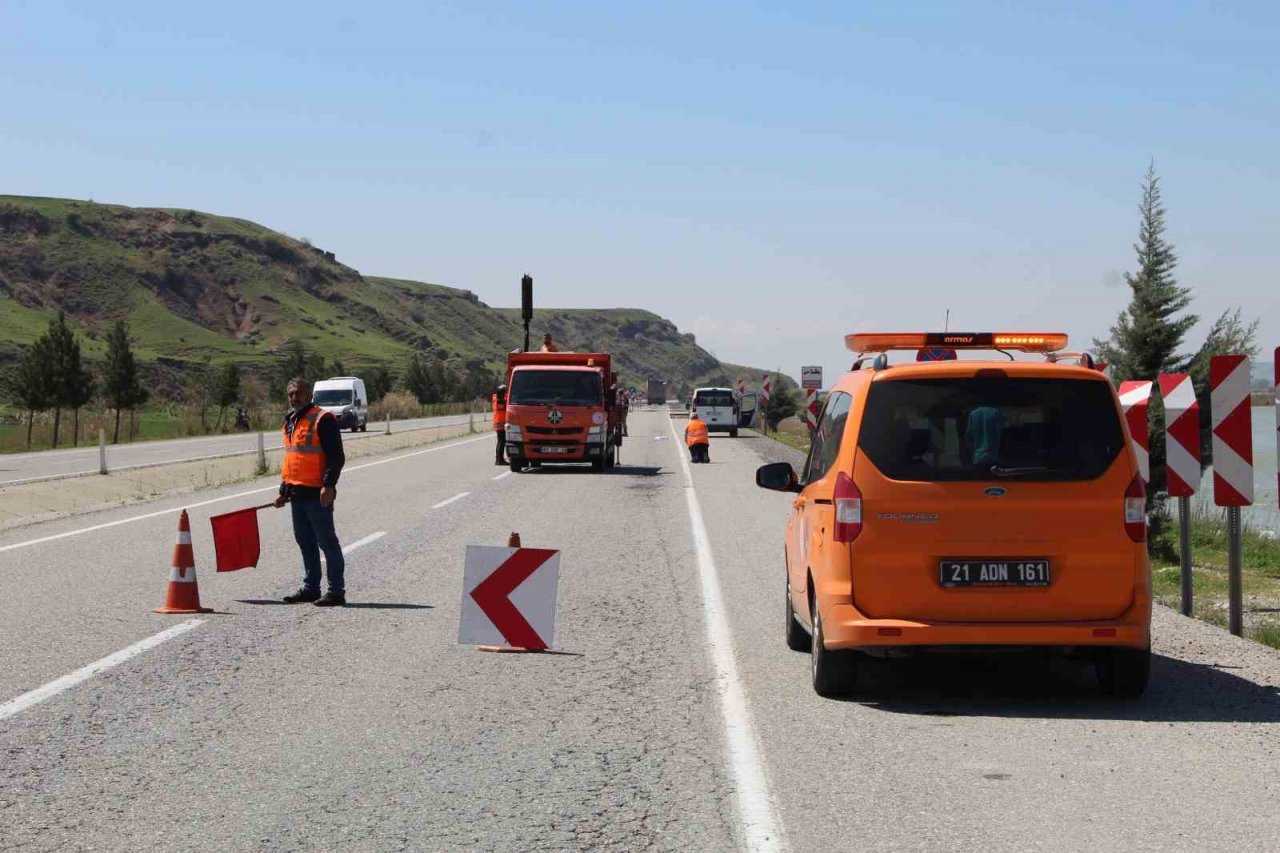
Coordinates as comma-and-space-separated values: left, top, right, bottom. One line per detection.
98, 429, 107, 475
1159, 373, 1201, 616
1211, 355, 1254, 637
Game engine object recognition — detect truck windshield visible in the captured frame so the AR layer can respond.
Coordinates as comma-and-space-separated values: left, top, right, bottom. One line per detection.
695, 391, 735, 407
858, 377, 1124, 482
510, 371, 601, 406
313, 390, 353, 406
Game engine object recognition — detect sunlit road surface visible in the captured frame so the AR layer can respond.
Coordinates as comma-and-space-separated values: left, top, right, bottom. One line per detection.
0, 413, 478, 485
2, 410, 1279, 851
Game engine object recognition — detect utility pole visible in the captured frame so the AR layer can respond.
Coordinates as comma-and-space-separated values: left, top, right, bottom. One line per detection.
521, 274, 533, 352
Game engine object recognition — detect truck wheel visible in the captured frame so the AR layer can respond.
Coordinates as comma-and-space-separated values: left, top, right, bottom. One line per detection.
810, 603, 857, 697
730, 428, 739, 438
509, 460, 523, 473
591, 458, 605, 472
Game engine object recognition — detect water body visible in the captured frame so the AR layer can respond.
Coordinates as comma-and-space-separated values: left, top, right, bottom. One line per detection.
1194, 407, 1278, 534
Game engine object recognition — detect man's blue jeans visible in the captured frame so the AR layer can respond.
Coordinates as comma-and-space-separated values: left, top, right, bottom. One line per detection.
290, 495, 344, 594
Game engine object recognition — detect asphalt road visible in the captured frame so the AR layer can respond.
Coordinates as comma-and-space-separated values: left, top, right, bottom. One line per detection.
0, 413, 479, 485
2, 410, 1279, 851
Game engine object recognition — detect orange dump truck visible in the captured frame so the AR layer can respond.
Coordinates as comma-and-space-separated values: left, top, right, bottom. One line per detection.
504, 352, 623, 472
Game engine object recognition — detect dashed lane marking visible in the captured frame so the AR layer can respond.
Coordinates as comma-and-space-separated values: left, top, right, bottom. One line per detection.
667, 416, 785, 852
493, 471, 513, 481
431, 492, 470, 509
0, 620, 205, 723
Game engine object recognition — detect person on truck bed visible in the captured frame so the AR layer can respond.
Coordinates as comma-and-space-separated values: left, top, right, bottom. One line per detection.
685, 413, 710, 464
539, 333, 561, 353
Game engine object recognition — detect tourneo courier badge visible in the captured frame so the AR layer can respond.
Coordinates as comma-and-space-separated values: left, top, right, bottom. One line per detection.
984, 487, 1007, 497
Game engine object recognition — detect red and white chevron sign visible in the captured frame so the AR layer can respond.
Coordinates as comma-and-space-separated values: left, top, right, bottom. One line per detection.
1158, 373, 1200, 497
1118, 380, 1153, 483
761, 374, 772, 403
459, 545, 560, 650
804, 389, 819, 430
1210, 355, 1253, 507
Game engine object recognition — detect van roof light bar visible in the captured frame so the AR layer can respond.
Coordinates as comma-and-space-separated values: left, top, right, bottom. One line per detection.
844, 332, 1069, 354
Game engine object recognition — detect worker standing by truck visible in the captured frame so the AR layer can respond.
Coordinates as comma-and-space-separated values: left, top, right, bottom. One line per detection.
492, 384, 508, 465
685, 412, 710, 463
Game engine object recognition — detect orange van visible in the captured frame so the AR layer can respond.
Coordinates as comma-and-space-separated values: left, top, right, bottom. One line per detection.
756, 333, 1151, 698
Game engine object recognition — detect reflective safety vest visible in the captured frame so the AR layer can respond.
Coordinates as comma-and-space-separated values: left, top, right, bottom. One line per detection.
492, 394, 507, 429
282, 405, 335, 487
685, 419, 709, 447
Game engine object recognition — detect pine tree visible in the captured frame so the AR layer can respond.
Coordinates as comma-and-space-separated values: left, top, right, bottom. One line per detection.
404, 353, 434, 409
213, 362, 242, 431
44, 312, 78, 448
1093, 165, 1197, 382
368, 366, 393, 403
8, 337, 54, 449
64, 333, 95, 447
104, 320, 146, 443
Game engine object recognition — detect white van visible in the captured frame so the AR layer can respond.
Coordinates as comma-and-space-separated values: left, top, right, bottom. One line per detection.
312, 377, 369, 432
692, 387, 739, 436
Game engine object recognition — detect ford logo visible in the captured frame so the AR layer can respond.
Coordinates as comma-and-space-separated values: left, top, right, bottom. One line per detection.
984, 487, 1007, 497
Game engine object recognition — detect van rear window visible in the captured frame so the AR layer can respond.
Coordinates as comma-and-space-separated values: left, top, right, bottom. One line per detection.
858, 378, 1124, 482
695, 391, 735, 407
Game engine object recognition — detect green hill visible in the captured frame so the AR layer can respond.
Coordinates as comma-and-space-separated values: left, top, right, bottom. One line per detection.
0, 195, 791, 396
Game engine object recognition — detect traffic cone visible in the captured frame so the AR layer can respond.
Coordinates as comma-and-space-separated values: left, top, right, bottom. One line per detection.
154, 509, 213, 614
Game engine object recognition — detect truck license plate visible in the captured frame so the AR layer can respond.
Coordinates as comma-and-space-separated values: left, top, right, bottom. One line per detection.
539, 446, 570, 454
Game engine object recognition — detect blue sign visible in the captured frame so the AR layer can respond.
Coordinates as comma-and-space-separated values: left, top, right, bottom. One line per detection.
917, 348, 958, 362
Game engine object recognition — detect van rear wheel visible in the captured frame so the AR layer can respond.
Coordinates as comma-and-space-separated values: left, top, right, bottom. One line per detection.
810, 604, 857, 697
1095, 646, 1150, 698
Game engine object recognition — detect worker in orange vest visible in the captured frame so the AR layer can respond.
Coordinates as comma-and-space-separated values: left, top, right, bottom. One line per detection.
273, 377, 348, 606
492, 384, 508, 465
685, 413, 710, 464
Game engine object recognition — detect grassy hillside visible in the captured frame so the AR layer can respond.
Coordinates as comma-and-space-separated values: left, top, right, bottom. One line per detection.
0, 195, 790, 396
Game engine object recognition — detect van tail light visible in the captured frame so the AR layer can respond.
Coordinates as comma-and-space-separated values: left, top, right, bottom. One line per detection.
1124, 475, 1146, 543
834, 472, 863, 543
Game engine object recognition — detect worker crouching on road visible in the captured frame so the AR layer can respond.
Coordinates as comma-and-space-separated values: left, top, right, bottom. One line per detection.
493, 384, 508, 465
274, 377, 348, 606
685, 413, 710, 464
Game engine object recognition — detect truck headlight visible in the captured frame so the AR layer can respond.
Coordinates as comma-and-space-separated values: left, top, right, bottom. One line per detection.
587, 425, 603, 438
506, 425, 522, 441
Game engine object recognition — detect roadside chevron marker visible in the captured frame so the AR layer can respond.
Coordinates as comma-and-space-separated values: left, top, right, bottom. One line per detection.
459, 545, 560, 650
1158, 373, 1200, 497
1210, 355, 1253, 507
1119, 380, 1153, 484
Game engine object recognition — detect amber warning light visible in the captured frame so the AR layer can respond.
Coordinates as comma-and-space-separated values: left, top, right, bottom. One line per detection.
845, 332, 1069, 354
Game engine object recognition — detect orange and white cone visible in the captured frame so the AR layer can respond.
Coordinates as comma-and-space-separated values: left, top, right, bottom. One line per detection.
154, 509, 213, 614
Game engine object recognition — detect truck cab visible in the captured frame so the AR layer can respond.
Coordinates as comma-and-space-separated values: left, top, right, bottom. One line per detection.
504, 352, 623, 472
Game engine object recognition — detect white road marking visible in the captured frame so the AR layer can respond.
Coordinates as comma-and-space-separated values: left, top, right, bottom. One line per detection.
0, 435, 490, 554
667, 416, 784, 852
492, 471, 513, 481
432, 492, 470, 509
320, 531, 387, 566
0, 620, 205, 723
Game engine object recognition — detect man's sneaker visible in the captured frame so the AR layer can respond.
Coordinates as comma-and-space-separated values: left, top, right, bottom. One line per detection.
314, 592, 347, 607
283, 588, 321, 604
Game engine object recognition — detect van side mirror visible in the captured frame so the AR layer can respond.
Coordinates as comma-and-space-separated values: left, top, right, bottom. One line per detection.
756, 462, 800, 493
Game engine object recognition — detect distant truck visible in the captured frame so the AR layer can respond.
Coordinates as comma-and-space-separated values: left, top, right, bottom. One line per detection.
312, 377, 369, 432
504, 352, 623, 473
646, 379, 668, 406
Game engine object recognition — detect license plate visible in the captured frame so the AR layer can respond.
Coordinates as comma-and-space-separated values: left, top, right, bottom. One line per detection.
539, 446, 570, 454
940, 559, 1050, 588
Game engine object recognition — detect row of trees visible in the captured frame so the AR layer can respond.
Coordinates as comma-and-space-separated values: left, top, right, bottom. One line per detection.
7, 315, 148, 447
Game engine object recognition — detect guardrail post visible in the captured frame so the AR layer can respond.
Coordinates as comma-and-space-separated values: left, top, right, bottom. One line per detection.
1178, 495, 1193, 616
385, 412, 392, 435
257, 432, 266, 470
98, 429, 107, 475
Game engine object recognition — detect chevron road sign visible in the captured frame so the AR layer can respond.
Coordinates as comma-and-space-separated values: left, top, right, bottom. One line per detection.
1158, 373, 1201, 497
1210, 356, 1254, 507
459, 545, 560, 650
1118, 380, 1153, 484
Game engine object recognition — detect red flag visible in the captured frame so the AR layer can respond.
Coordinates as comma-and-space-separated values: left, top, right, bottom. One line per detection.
210, 506, 265, 572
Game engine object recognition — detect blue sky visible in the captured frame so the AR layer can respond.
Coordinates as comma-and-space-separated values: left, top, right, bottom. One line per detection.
2, 1, 1276, 384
